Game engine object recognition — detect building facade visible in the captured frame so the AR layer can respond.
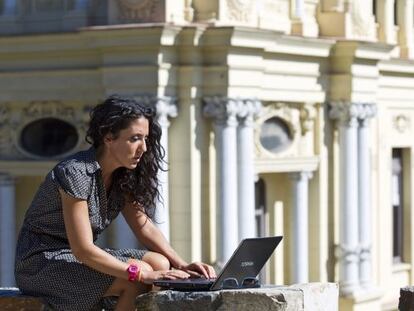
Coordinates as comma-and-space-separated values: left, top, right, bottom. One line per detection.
0, 0, 413, 310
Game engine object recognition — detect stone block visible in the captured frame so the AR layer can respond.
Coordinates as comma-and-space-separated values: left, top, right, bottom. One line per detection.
0, 288, 44, 311
135, 282, 338, 311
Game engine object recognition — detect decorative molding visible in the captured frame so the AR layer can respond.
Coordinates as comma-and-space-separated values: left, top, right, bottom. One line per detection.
299, 103, 316, 135
237, 99, 262, 127
329, 101, 376, 128
0, 101, 91, 160
132, 95, 178, 128
155, 97, 178, 128
393, 114, 411, 133
117, 0, 160, 20
226, 0, 253, 23
203, 96, 240, 127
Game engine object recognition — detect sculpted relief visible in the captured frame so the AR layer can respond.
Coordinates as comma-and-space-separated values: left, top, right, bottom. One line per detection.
117, 0, 162, 21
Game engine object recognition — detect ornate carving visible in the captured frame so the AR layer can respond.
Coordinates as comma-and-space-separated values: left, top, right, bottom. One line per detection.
0, 101, 91, 160
155, 97, 178, 128
299, 103, 316, 135
203, 96, 240, 127
393, 114, 410, 133
350, 1, 376, 39
22, 101, 75, 119
237, 99, 262, 127
226, 0, 253, 23
329, 101, 376, 128
117, 0, 159, 20
131, 95, 177, 128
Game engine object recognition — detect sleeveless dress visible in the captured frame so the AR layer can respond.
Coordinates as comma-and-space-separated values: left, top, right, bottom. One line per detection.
14, 147, 147, 311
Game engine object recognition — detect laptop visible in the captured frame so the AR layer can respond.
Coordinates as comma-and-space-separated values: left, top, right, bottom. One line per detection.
153, 236, 283, 291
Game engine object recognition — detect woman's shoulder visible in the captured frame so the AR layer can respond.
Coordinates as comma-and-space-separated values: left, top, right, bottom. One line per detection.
54, 147, 100, 176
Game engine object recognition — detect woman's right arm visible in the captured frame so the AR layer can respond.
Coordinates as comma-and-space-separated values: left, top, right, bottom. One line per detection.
60, 189, 131, 279
60, 190, 189, 283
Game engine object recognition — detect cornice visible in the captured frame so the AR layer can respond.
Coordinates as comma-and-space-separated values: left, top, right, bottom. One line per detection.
332, 40, 395, 61
201, 26, 335, 57
378, 58, 414, 74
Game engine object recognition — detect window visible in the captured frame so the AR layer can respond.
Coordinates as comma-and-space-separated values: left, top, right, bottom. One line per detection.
19, 118, 78, 158
259, 117, 293, 154
372, 0, 377, 22
392, 148, 404, 262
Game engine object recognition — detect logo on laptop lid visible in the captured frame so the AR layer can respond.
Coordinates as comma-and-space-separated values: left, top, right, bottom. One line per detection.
241, 261, 254, 267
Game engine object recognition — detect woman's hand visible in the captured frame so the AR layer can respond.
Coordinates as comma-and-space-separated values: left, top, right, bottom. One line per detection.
181, 262, 217, 279
139, 269, 190, 285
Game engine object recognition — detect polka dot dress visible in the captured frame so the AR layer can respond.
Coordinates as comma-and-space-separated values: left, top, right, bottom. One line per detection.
15, 147, 147, 311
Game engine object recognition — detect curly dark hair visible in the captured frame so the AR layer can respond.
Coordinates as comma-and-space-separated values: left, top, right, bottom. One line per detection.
86, 94, 165, 218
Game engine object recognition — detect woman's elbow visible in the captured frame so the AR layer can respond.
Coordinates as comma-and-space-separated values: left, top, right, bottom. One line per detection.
71, 243, 94, 263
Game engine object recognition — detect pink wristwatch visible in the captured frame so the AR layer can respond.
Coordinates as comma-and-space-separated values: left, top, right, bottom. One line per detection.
127, 264, 140, 282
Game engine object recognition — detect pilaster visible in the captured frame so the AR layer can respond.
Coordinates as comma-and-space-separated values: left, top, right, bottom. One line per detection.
397, 0, 414, 59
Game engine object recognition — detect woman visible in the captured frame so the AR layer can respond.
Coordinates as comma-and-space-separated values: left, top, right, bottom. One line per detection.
15, 95, 216, 311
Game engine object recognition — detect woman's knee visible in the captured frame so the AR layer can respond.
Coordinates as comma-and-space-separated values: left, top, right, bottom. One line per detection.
141, 252, 170, 271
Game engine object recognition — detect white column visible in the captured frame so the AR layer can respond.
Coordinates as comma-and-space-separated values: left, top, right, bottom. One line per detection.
154, 97, 177, 242
204, 97, 239, 264
2, 0, 16, 15
289, 171, 312, 284
358, 103, 376, 289
330, 102, 361, 295
0, 174, 16, 286
237, 99, 261, 241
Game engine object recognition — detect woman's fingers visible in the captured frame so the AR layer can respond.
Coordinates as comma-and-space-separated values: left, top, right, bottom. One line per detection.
162, 270, 190, 280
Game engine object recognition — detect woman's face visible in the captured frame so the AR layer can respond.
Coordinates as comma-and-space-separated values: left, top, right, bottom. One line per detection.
105, 117, 149, 170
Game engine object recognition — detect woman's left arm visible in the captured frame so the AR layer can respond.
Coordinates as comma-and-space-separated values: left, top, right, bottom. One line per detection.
122, 203, 216, 278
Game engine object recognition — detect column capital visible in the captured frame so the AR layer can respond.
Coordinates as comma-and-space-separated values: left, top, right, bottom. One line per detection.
359, 103, 377, 127
132, 95, 178, 128
237, 98, 262, 127
329, 101, 376, 127
155, 97, 178, 128
203, 96, 240, 127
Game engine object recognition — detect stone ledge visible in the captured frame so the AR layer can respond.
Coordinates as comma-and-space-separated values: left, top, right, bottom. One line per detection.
0, 288, 45, 311
136, 282, 338, 311
0, 282, 338, 311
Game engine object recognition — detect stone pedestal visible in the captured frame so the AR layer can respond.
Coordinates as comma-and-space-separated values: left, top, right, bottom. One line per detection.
136, 283, 338, 311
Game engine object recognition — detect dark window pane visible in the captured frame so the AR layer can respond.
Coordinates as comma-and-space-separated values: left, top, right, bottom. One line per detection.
20, 118, 78, 157
392, 148, 404, 262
